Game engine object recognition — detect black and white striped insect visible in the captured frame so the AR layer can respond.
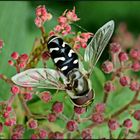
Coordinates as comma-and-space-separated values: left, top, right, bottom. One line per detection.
12, 20, 115, 107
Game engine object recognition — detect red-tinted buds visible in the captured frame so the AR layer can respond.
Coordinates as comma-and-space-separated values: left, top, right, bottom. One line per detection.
52, 101, 64, 114
108, 119, 119, 131
130, 48, 140, 60
129, 81, 139, 91
66, 120, 78, 131
119, 76, 130, 86
39, 129, 47, 139
131, 61, 140, 72
110, 43, 121, 53
123, 119, 133, 129
27, 119, 38, 129
104, 81, 115, 93
40, 91, 52, 103
11, 52, 19, 60
95, 103, 105, 113
91, 113, 104, 123
133, 110, 140, 121
74, 106, 86, 114
48, 131, 64, 139
102, 60, 113, 74
81, 128, 92, 139
118, 52, 128, 62
47, 113, 57, 122
11, 85, 20, 95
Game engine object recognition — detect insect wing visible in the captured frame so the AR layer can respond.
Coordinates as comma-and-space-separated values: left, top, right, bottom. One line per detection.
11, 68, 66, 90
84, 20, 115, 74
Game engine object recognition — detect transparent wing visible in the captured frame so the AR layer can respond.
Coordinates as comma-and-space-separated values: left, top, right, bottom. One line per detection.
11, 68, 66, 90
84, 20, 115, 75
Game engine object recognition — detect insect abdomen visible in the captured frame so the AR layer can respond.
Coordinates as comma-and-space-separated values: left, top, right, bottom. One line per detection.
47, 36, 79, 76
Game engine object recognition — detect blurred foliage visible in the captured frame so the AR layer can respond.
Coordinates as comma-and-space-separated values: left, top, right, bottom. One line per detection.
0, 1, 140, 138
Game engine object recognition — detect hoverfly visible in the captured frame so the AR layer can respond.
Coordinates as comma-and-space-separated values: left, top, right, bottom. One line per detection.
11, 20, 114, 107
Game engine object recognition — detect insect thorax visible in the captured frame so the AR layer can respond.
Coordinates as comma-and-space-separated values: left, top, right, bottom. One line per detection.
47, 36, 79, 76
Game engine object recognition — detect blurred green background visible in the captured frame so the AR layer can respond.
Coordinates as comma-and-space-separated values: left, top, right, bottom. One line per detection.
0, 1, 140, 138
0, 0, 140, 99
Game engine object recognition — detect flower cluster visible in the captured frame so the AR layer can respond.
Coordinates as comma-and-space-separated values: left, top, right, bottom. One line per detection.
8, 52, 29, 70
35, 5, 52, 28
50, 7, 79, 36
0, 5, 140, 140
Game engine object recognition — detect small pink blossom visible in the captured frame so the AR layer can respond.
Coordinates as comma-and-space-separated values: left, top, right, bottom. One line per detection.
118, 52, 128, 62
19, 62, 26, 69
8, 60, 14, 66
35, 17, 42, 28
54, 25, 62, 32
35, 5, 52, 27
19, 54, 29, 62
27, 119, 38, 129
66, 7, 80, 22
58, 16, 67, 24
11, 85, 20, 95
11, 52, 19, 60
4, 118, 16, 126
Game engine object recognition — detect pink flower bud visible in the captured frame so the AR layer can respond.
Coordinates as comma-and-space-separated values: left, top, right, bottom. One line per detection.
31, 134, 39, 140
108, 119, 119, 131
40, 91, 52, 103
65, 24, 71, 33
0, 39, 4, 49
129, 81, 139, 91
118, 52, 128, 62
58, 16, 67, 24
19, 54, 29, 62
91, 113, 104, 123
39, 129, 47, 139
35, 17, 42, 28
133, 110, 140, 121
41, 51, 50, 61
3, 112, 9, 118
47, 113, 57, 122
104, 81, 115, 93
123, 119, 133, 129
110, 43, 121, 53
11, 52, 19, 60
6, 106, 12, 112
119, 76, 130, 86
48, 132, 64, 139
36, 5, 46, 17
130, 48, 140, 60
8, 60, 14, 66
11, 133, 21, 139
81, 43, 87, 48
80, 32, 93, 42
19, 62, 26, 69
66, 7, 80, 22
66, 120, 78, 131
54, 25, 62, 32
52, 101, 63, 114
95, 103, 105, 113
81, 129, 92, 139
4, 118, 16, 126
131, 61, 140, 72
27, 119, 38, 129
23, 92, 32, 101
74, 106, 86, 114
11, 85, 20, 95
102, 60, 113, 74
